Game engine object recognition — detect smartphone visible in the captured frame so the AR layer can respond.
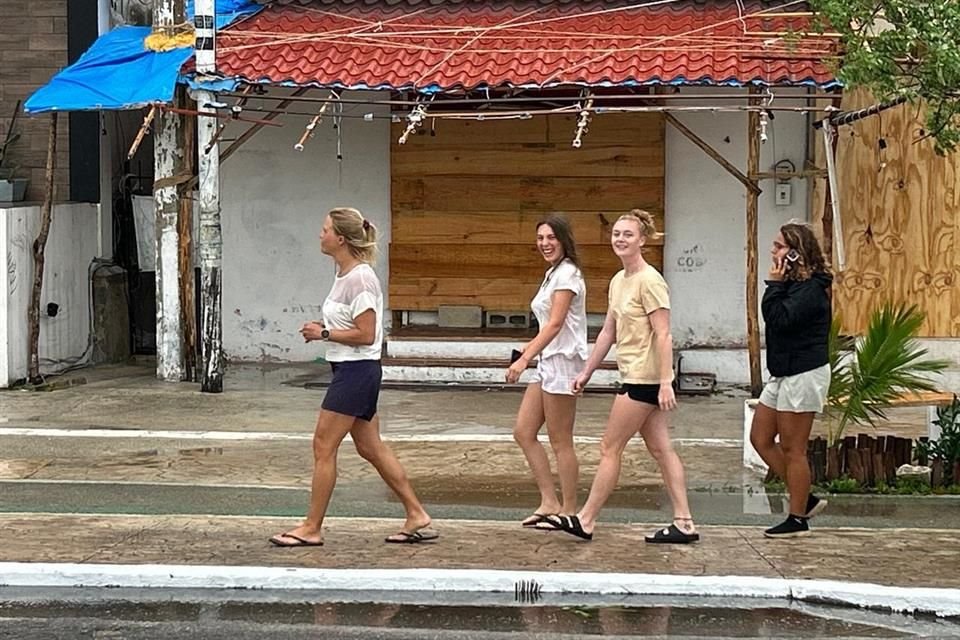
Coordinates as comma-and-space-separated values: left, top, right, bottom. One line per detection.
785, 249, 800, 264
510, 349, 523, 364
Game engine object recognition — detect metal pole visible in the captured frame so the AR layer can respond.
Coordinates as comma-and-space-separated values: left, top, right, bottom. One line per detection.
153, 0, 186, 382
193, 0, 224, 392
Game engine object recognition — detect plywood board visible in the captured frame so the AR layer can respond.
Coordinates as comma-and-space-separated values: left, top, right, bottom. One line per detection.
831, 88, 960, 337
392, 175, 664, 213
391, 210, 664, 246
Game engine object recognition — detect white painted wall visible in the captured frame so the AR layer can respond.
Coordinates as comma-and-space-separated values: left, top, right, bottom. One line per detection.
0, 204, 99, 386
221, 90, 391, 362
665, 87, 812, 349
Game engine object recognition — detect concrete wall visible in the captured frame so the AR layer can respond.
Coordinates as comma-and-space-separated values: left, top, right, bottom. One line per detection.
0, 203, 98, 385
221, 90, 391, 362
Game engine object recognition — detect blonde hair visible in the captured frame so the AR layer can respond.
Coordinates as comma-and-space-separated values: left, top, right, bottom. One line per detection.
616, 209, 660, 239
328, 207, 378, 265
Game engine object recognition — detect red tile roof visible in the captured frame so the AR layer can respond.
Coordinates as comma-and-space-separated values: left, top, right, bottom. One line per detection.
216, 0, 837, 91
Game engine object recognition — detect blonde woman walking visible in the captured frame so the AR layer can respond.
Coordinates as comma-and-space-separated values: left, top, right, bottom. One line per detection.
270, 207, 437, 547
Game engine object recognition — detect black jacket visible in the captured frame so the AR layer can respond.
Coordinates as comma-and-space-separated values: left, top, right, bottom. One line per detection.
761, 272, 833, 377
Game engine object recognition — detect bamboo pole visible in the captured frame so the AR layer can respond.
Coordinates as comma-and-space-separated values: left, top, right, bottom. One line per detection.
27, 113, 58, 383
746, 87, 763, 397
665, 112, 761, 195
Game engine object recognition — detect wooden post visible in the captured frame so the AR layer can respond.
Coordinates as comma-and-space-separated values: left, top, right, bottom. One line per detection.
194, 0, 224, 392
27, 113, 58, 384
179, 90, 198, 381
746, 88, 763, 397
153, 0, 186, 382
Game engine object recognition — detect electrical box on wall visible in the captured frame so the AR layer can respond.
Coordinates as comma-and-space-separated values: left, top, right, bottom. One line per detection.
775, 183, 792, 206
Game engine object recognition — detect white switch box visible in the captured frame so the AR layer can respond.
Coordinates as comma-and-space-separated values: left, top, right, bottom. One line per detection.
775, 183, 792, 206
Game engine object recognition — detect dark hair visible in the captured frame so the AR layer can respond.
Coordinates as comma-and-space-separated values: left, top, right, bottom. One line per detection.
536, 214, 580, 269
780, 220, 829, 281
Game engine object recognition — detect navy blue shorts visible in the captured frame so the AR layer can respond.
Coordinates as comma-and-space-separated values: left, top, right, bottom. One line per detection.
321, 360, 382, 422
617, 383, 660, 407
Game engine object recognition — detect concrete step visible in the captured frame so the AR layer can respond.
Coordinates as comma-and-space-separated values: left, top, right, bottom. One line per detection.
381, 356, 621, 387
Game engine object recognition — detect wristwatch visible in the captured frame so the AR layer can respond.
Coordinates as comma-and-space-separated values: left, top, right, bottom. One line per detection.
320, 328, 331, 341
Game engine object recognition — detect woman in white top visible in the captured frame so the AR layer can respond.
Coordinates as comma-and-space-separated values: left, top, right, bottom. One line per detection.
270, 207, 437, 547
506, 214, 588, 528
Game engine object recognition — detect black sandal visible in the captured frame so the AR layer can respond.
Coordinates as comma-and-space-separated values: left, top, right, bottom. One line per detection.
556, 515, 593, 541
645, 519, 700, 544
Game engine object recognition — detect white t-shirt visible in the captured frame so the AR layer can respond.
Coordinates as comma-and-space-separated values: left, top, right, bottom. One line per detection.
530, 259, 588, 360
321, 263, 383, 362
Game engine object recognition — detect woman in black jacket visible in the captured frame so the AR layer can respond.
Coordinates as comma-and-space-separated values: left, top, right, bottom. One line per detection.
750, 221, 833, 538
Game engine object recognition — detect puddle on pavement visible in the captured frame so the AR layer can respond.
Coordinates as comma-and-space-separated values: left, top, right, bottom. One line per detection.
2, 596, 956, 638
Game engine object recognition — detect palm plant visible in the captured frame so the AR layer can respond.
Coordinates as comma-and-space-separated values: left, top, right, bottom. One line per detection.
825, 302, 950, 445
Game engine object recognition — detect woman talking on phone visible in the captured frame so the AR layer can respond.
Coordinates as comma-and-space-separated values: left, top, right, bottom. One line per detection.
749, 221, 833, 538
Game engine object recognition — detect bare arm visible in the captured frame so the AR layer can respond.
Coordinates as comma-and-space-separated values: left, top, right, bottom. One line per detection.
505, 290, 574, 383
572, 311, 616, 393
301, 309, 378, 347
648, 308, 677, 410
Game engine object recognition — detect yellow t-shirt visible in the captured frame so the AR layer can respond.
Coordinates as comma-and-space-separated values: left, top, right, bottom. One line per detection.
608, 267, 672, 384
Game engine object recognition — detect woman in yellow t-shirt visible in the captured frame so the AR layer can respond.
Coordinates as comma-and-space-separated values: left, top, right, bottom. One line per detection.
552, 210, 699, 544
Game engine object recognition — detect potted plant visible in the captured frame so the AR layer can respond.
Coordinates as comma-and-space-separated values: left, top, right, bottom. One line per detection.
0, 100, 29, 202
821, 302, 950, 480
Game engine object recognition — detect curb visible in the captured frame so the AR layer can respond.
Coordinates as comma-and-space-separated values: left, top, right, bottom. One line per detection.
1, 563, 958, 618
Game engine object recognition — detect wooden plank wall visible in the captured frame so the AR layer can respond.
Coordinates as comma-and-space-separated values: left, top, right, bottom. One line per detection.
812, 88, 960, 336
390, 113, 666, 313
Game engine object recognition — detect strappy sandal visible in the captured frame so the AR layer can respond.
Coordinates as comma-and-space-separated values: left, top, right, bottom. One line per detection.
645, 518, 700, 544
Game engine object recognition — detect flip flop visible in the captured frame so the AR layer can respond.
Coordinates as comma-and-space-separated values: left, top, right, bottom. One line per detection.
555, 515, 593, 541
521, 513, 555, 528
533, 515, 564, 530
385, 530, 440, 544
269, 532, 324, 547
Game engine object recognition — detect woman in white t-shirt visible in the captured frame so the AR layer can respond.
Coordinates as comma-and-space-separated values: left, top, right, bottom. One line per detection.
269, 207, 437, 548
506, 214, 588, 528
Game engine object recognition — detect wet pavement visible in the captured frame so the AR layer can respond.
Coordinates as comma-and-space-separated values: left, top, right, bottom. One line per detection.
1, 362, 959, 627
3, 589, 959, 639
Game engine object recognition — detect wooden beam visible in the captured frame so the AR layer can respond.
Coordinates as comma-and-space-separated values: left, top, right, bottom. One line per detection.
751, 168, 827, 180
746, 88, 763, 398
183, 87, 310, 193
664, 112, 761, 195
178, 90, 197, 382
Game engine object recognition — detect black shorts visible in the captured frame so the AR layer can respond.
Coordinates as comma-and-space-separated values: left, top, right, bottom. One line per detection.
321, 360, 382, 422
617, 383, 660, 407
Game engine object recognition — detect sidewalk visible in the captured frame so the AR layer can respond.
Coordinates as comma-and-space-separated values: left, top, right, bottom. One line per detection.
1, 363, 957, 618
2, 514, 959, 616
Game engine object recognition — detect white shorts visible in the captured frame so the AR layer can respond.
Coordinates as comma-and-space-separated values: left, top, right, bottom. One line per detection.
759, 363, 831, 413
531, 353, 586, 396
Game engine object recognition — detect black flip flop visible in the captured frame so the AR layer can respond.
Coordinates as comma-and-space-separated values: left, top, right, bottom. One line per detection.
644, 523, 700, 544
556, 515, 593, 541
385, 530, 440, 544
269, 532, 324, 547
521, 513, 555, 528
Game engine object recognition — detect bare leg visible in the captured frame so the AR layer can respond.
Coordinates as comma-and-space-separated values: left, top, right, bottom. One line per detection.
542, 391, 579, 515
272, 409, 355, 544
513, 383, 561, 516
639, 409, 696, 533
576, 395, 656, 534
750, 402, 786, 478
351, 414, 431, 533
777, 411, 816, 516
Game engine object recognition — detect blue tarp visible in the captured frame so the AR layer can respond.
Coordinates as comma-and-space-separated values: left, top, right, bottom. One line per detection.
24, 0, 260, 114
